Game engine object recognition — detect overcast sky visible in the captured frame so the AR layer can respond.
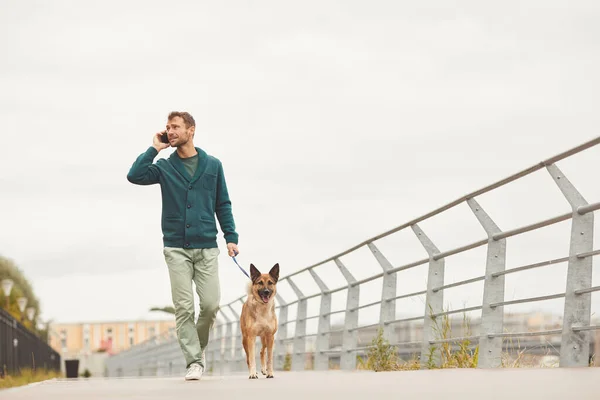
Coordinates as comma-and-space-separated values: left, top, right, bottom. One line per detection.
1, 0, 599, 330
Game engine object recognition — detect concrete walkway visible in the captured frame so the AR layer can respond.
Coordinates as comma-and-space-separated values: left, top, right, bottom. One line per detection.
1, 369, 598, 399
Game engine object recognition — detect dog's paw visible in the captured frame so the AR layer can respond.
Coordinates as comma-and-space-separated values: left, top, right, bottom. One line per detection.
267, 374, 274, 379
261, 368, 267, 375
249, 374, 259, 379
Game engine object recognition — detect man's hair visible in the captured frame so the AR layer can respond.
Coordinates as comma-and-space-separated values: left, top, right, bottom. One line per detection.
168, 111, 195, 128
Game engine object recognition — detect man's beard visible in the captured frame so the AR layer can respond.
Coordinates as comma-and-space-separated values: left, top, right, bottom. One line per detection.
174, 137, 189, 147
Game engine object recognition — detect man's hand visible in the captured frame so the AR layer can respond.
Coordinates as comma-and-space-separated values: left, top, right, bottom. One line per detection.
227, 243, 239, 257
152, 131, 171, 152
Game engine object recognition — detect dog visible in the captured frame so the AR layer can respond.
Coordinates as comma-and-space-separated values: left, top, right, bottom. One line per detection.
240, 263, 279, 379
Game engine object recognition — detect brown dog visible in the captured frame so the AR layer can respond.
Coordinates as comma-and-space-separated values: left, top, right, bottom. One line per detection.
240, 263, 279, 379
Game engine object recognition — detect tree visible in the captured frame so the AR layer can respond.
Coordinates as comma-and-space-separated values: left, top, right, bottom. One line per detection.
0, 255, 41, 333
149, 306, 175, 315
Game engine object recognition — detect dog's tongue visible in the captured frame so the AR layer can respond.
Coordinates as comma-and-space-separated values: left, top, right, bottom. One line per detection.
261, 295, 269, 303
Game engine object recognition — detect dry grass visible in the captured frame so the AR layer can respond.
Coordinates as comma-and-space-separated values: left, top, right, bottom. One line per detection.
500, 335, 560, 368
357, 328, 420, 372
306, 352, 315, 370
426, 309, 479, 369
282, 352, 292, 371
357, 307, 572, 372
358, 308, 479, 372
0, 368, 62, 390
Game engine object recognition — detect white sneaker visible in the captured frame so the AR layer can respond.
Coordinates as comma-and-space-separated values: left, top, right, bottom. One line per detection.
185, 363, 203, 381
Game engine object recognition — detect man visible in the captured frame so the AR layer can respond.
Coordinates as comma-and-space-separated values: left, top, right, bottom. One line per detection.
127, 111, 239, 380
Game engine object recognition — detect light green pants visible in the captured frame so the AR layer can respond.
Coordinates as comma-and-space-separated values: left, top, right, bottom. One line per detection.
163, 247, 221, 369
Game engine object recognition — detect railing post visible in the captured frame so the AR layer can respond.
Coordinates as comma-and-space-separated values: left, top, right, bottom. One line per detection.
335, 258, 359, 371
309, 268, 331, 371
467, 198, 506, 368
287, 278, 307, 371
547, 164, 594, 367
228, 304, 243, 373
274, 293, 288, 371
412, 224, 444, 368
367, 243, 397, 343
222, 312, 234, 375
212, 317, 225, 376
7, 320, 14, 374
222, 321, 235, 374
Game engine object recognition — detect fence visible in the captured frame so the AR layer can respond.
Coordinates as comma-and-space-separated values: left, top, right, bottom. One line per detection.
106, 136, 600, 377
0, 308, 61, 376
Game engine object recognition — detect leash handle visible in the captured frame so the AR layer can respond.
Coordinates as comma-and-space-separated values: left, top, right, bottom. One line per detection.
232, 250, 250, 279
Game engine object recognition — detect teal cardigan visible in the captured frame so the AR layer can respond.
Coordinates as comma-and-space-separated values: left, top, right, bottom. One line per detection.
127, 146, 238, 249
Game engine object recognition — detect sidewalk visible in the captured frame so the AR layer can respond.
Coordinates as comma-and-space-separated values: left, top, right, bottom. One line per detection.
1, 369, 598, 400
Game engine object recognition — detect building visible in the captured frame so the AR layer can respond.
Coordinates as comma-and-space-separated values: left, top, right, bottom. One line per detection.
49, 317, 176, 376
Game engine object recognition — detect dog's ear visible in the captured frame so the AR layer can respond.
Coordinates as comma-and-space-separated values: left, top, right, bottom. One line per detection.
250, 264, 261, 282
268, 263, 279, 283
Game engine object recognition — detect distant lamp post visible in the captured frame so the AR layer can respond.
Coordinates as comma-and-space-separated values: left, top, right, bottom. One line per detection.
17, 297, 28, 322
1, 279, 13, 308
26, 307, 36, 322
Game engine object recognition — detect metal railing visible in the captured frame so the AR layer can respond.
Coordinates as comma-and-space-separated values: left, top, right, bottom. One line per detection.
106, 136, 600, 376
0, 308, 61, 376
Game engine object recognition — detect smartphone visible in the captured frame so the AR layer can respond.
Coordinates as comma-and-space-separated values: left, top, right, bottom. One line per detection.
160, 131, 169, 144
